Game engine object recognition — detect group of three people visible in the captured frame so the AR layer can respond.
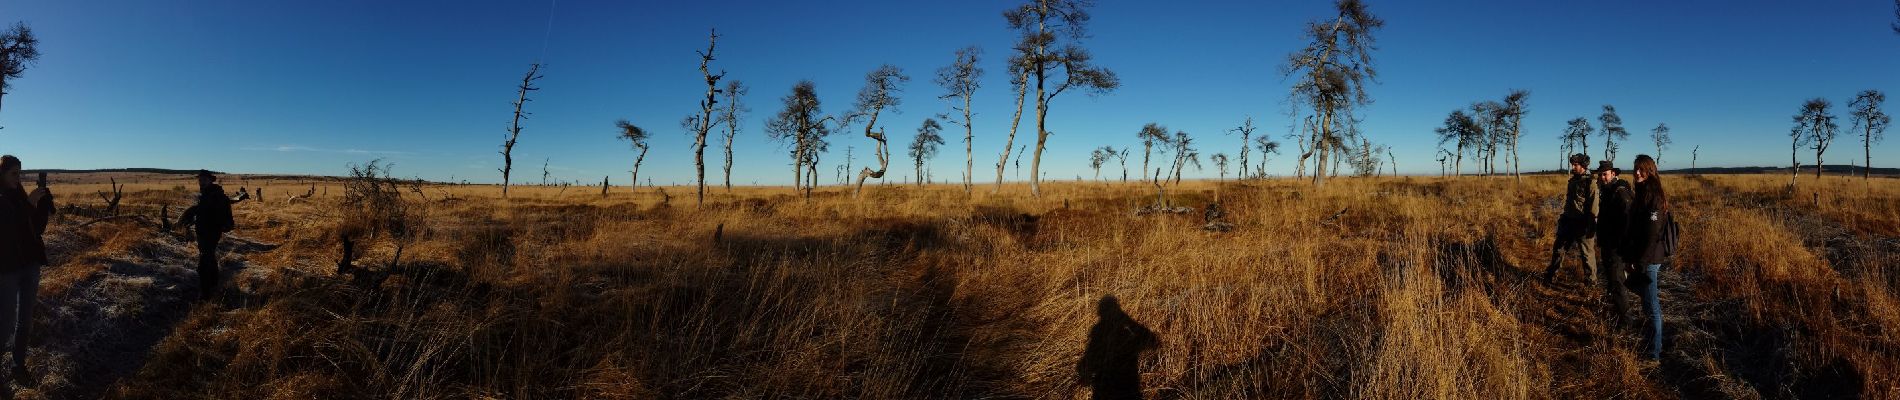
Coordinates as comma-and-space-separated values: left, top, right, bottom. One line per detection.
0, 157, 234, 396
1545, 152, 1674, 360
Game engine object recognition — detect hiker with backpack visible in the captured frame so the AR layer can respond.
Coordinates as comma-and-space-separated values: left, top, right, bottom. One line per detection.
1622, 154, 1677, 360
177, 170, 236, 302
0, 156, 50, 393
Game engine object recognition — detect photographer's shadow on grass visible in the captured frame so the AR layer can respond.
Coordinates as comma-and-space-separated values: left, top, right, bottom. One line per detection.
1078, 295, 1157, 400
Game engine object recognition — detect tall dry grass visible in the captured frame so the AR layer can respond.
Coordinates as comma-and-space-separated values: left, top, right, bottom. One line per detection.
29, 173, 1899, 399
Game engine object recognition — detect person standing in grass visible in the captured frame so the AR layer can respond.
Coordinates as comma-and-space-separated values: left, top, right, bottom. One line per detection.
0, 155, 48, 394
177, 170, 236, 302
1593, 161, 1634, 327
1543, 153, 1598, 284
1623, 154, 1670, 360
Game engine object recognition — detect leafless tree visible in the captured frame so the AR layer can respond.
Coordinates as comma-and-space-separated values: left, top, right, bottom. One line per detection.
1791, 98, 1836, 185
909, 118, 944, 186
1599, 104, 1629, 163
1004, 0, 1121, 197
1849, 90, 1890, 180
992, 56, 1031, 194
541, 158, 551, 185
1229, 116, 1257, 180
935, 46, 983, 194
1650, 123, 1672, 166
1692, 145, 1700, 173
615, 119, 649, 193
500, 63, 543, 198
849, 65, 909, 197
718, 80, 749, 192
0, 22, 40, 124
1289, 118, 1312, 179
680, 29, 726, 206
764, 81, 830, 198
1283, 0, 1383, 187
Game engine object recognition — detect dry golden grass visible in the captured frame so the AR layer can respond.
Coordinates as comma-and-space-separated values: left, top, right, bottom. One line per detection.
22, 173, 1900, 399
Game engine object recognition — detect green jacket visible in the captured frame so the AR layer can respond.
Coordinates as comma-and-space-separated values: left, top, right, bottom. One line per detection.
1562, 173, 1597, 221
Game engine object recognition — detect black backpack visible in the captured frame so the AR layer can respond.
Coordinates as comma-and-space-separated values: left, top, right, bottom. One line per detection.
1659, 212, 1680, 263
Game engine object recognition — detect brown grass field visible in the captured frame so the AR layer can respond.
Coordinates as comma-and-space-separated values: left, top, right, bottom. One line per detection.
12, 172, 1900, 399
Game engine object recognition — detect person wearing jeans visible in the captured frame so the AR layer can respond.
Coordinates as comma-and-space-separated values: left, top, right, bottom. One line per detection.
1638, 263, 1663, 359
1622, 155, 1671, 360
0, 155, 49, 395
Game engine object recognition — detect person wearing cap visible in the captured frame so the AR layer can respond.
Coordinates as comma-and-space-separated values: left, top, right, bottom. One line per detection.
0, 155, 48, 391
1543, 153, 1598, 284
1593, 160, 1634, 326
177, 170, 236, 302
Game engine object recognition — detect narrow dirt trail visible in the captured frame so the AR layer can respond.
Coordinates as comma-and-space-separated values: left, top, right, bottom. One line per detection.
16, 223, 278, 399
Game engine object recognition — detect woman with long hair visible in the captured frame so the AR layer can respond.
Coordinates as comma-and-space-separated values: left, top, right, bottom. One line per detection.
0, 155, 48, 392
1621, 154, 1670, 360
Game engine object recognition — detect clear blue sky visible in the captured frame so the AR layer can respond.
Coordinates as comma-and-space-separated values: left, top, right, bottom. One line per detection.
2, 0, 1896, 185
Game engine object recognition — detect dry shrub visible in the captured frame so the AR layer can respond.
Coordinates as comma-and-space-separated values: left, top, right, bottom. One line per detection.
37, 174, 1891, 399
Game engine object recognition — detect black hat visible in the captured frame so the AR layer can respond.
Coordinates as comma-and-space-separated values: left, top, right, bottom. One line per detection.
197, 169, 216, 180
1594, 160, 1619, 174
1568, 153, 1591, 167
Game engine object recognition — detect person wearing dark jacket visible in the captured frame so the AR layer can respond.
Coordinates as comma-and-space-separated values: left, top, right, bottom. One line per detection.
0, 156, 48, 394
1543, 153, 1598, 284
1593, 161, 1634, 326
1621, 155, 1671, 360
177, 170, 236, 302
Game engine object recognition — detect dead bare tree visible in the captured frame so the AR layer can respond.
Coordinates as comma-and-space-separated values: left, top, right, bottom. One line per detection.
935, 46, 983, 195
1691, 145, 1700, 173
992, 57, 1030, 194
682, 29, 725, 207
719, 80, 748, 192
1005, 0, 1120, 197
97, 178, 123, 216
615, 120, 650, 193
850, 65, 909, 198
500, 63, 543, 198
1229, 117, 1257, 180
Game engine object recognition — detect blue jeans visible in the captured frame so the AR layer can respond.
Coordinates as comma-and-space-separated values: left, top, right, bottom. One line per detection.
1638, 264, 1663, 359
0, 264, 40, 371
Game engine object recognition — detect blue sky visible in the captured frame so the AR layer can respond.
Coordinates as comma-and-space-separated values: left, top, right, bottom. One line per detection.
1, 0, 1895, 185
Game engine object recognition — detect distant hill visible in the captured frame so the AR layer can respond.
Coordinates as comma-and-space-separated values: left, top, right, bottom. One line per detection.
22, 168, 222, 175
